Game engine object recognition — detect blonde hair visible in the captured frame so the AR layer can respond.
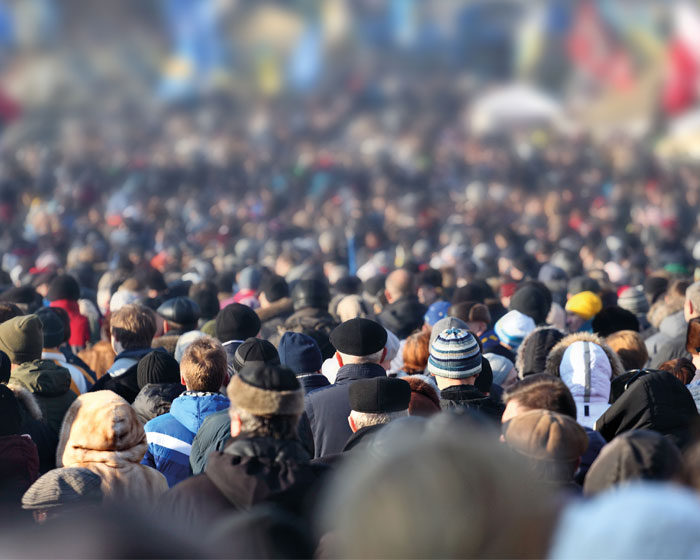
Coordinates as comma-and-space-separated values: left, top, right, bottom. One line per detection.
606, 330, 648, 371
180, 336, 227, 392
110, 305, 156, 350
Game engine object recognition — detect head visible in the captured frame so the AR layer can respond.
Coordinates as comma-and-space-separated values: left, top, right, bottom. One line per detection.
416, 268, 442, 306
136, 351, 181, 389
448, 301, 491, 336
330, 317, 388, 367
428, 327, 482, 390
278, 332, 322, 375
658, 357, 696, 386
291, 278, 330, 312
34, 307, 65, 350
686, 317, 700, 370
686, 282, 700, 323
180, 336, 227, 392
402, 330, 431, 375
110, 304, 157, 354
215, 303, 261, 343
384, 269, 413, 304
606, 330, 649, 371
494, 310, 536, 350
592, 307, 640, 338
0, 314, 43, 364
0, 303, 23, 325
47, 274, 81, 302
232, 338, 280, 375
347, 377, 411, 432
157, 296, 200, 334
565, 291, 602, 333
502, 374, 577, 425
258, 274, 289, 308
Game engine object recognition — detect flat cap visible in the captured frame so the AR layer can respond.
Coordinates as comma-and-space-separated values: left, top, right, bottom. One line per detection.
349, 377, 411, 414
22, 467, 103, 510
157, 296, 200, 325
330, 317, 387, 356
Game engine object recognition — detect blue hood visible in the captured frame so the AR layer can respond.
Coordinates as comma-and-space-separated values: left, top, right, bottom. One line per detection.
169, 392, 230, 434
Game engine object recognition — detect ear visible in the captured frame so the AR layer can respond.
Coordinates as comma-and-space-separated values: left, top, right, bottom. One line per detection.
335, 352, 344, 367
380, 347, 388, 363
180, 374, 187, 388
162, 321, 170, 334
348, 415, 357, 433
230, 411, 242, 438
384, 289, 392, 303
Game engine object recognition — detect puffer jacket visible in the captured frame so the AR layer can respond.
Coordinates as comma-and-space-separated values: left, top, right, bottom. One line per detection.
142, 392, 230, 487
57, 390, 168, 505
545, 332, 624, 429
9, 360, 77, 436
132, 382, 186, 424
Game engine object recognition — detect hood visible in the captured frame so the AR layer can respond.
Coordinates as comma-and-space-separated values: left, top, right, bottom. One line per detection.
594, 372, 699, 450
545, 332, 625, 381
57, 390, 147, 468
515, 326, 566, 378
658, 310, 686, 338
205, 437, 314, 511
5, 383, 43, 421
648, 299, 683, 329
11, 360, 72, 397
169, 391, 230, 434
256, 297, 293, 323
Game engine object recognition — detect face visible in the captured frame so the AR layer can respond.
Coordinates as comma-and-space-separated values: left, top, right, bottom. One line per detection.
417, 285, 438, 306
565, 312, 585, 333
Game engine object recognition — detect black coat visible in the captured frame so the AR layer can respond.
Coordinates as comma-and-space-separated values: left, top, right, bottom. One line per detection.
297, 374, 330, 395
90, 363, 140, 403
299, 363, 387, 458
439, 384, 505, 423
378, 296, 427, 339
132, 382, 186, 424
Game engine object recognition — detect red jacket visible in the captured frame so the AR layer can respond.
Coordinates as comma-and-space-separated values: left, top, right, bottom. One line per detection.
50, 300, 90, 348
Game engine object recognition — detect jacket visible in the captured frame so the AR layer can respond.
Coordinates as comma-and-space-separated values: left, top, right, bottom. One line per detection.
90, 347, 157, 403
278, 308, 337, 358
9, 360, 77, 436
50, 299, 90, 348
257, 297, 293, 340
189, 409, 232, 475
301, 362, 387, 458
594, 371, 699, 450
378, 296, 427, 340
42, 350, 91, 395
57, 390, 168, 505
158, 436, 327, 538
142, 392, 230, 487
0, 434, 38, 521
132, 382, 186, 424
439, 384, 505, 422
297, 373, 330, 395
545, 332, 625, 429
77, 340, 116, 380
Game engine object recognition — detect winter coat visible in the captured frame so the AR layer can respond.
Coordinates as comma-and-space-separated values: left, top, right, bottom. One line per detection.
57, 390, 168, 506
60, 345, 97, 387
297, 373, 330, 395
42, 350, 92, 395
439, 384, 505, 423
77, 340, 115, 380
257, 297, 293, 340
10, 360, 77, 436
189, 409, 231, 475
545, 332, 624, 429
645, 310, 687, 366
50, 299, 89, 348
378, 296, 427, 340
142, 392, 230, 487
300, 363, 387, 458
132, 382, 186, 424
594, 371, 699, 450
0, 434, 39, 519
90, 347, 157, 403
158, 436, 327, 538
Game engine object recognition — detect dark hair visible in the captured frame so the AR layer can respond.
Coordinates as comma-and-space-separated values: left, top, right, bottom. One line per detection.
503, 374, 577, 419
658, 357, 696, 385
686, 317, 700, 355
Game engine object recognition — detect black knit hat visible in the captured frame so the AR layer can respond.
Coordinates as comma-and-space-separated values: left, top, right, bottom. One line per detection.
259, 274, 289, 303
35, 307, 65, 349
349, 377, 410, 414
216, 303, 261, 343
510, 282, 552, 326
137, 351, 181, 389
292, 278, 330, 311
592, 306, 640, 338
0, 384, 21, 437
474, 357, 493, 394
233, 338, 280, 373
47, 274, 81, 302
228, 363, 303, 416
330, 317, 387, 356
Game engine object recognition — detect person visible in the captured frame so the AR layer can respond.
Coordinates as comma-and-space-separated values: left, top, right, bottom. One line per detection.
157, 363, 326, 536
142, 337, 229, 487
256, 274, 293, 340
151, 296, 201, 355
215, 303, 261, 375
400, 330, 430, 376
89, 304, 158, 403
564, 290, 602, 333
403, 375, 441, 416
617, 285, 652, 336
131, 351, 185, 424
1, 315, 76, 435
300, 317, 388, 458
278, 332, 329, 394
281, 278, 336, 347
378, 269, 426, 340
606, 330, 649, 371
658, 357, 696, 385
47, 275, 89, 350
515, 327, 565, 378
428, 327, 504, 421
494, 310, 536, 352
56, 391, 168, 505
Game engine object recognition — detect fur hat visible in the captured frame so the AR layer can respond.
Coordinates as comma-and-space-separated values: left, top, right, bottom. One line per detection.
403, 376, 440, 416
228, 363, 303, 416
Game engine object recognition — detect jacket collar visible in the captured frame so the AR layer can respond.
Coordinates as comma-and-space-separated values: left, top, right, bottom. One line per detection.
334, 362, 386, 384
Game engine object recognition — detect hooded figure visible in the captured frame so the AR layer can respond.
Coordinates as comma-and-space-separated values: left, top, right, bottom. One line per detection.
56, 391, 168, 505
545, 332, 624, 429
515, 327, 566, 379
594, 371, 699, 450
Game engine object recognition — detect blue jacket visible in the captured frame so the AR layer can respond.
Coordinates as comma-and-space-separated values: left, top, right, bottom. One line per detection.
299, 363, 386, 459
142, 391, 230, 487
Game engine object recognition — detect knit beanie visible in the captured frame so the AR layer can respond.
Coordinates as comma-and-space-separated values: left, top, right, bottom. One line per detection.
137, 351, 181, 389
428, 328, 482, 379
510, 284, 552, 325
35, 307, 65, 349
494, 310, 536, 350
0, 383, 21, 436
617, 286, 649, 317
47, 274, 80, 302
565, 291, 603, 320
216, 303, 261, 343
278, 332, 322, 375
592, 307, 639, 338
22, 467, 103, 511
423, 301, 451, 327
429, 316, 468, 347
0, 314, 43, 364
227, 362, 304, 416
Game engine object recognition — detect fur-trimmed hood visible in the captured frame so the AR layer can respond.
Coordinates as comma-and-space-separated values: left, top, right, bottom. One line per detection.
544, 332, 625, 380
256, 297, 293, 323
515, 326, 566, 378
6, 383, 43, 421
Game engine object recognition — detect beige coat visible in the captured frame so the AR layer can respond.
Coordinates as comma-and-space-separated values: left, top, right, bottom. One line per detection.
56, 390, 168, 505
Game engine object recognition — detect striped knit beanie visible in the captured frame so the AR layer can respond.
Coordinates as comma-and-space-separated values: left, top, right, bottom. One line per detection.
428, 328, 482, 379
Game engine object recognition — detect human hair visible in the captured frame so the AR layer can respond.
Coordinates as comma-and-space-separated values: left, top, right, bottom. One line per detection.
402, 330, 430, 375
180, 336, 226, 392
229, 405, 300, 440
503, 374, 577, 419
110, 304, 156, 350
349, 410, 408, 430
338, 349, 384, 365
686, 317, 700, 355
0, 303, 22, 325
659, 357, 696, 385
671, 279, 691, 300
606, 330, 649, 371
686, 281, 700, 312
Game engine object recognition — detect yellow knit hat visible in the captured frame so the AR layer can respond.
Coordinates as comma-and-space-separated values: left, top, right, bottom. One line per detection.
565, 291, 603, 320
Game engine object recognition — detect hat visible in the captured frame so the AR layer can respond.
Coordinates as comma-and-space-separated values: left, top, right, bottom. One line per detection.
228, 363, 304, 416
429, 316, 468, 347
503, 409, 588, 463
428, 328, 482, 379
423, 301, 450, 327
292, 278, 330, 311
592, 307, 639, 337
47, 274, 80, 302
0, 384, 21, 437
494, 310, 536, 350
22, 467, 103, 510
137, 351, 181, 389
0, 285, 41, 308
510, 284, 551, 326
216, 303, 261, 343
538, 263, 567, 285
233, 338, 280, 373
404, 376, 441, 416
565, 291, 603, 320
0, 314, 43, 364
35, 307, 65, 349
330, 318, 387, 357
485, 353, 515, 386
516, 327, 565, 378
259, 274, 289, 303
349, 377, 411, 414
474, 356, 493, 394
174, 330, 206, 363
617, 286, 649, 317
157, 297, 200, 326
568, 276, 600, 296
278, 332, 322, 374
109, 289, 140, 313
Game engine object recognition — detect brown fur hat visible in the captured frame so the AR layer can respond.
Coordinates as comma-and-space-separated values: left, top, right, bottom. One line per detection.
228, 362, 304, 416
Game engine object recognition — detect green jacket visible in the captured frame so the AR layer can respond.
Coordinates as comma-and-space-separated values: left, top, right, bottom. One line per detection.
10, 359, 76, 436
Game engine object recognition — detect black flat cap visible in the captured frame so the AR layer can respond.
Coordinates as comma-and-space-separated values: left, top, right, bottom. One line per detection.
330, 317, 387, 356
216, 303, 261, 343
349, 377, 411, 413
157, 296, 200, 325
233, 337, 280, 373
